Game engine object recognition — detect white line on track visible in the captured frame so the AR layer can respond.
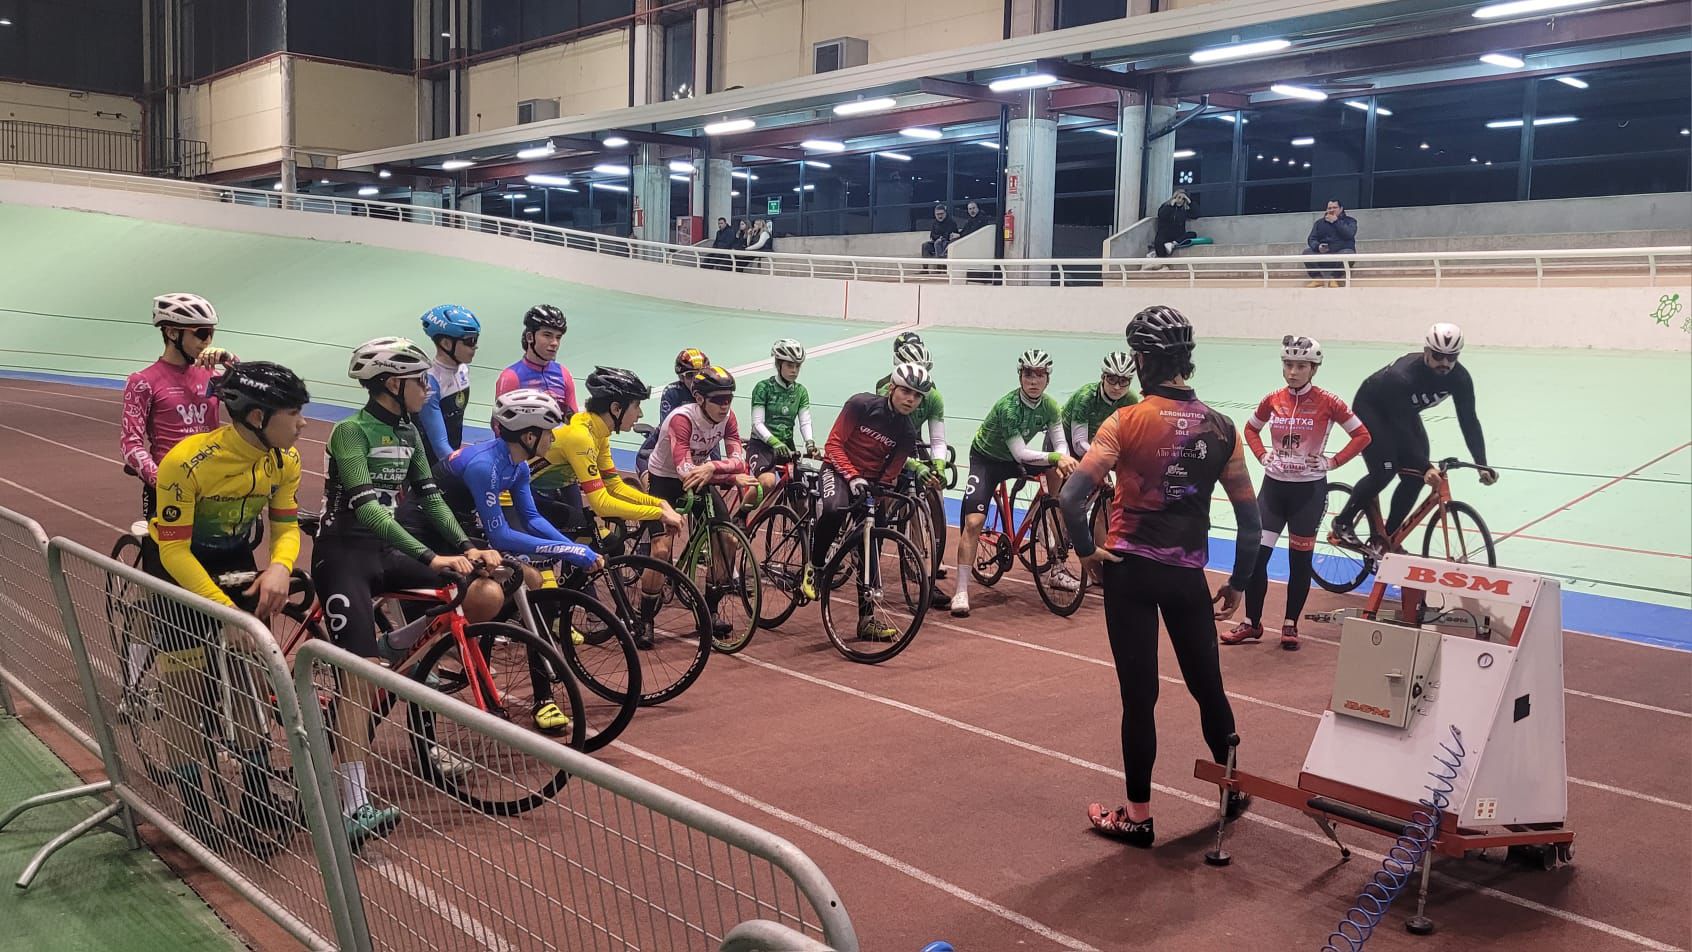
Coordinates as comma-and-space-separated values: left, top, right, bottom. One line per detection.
725, 321, 918, 378
0, 384, 328, 445
1563, 689, 1691, 719
0, 421, 328, 479
0, 475, 126, 534
363, 854, 516, 952
613, 741, 1101, 952
724, 653, 1686, 952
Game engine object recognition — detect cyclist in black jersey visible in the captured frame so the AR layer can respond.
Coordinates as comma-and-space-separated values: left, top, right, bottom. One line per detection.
1332, 322, 1497, 546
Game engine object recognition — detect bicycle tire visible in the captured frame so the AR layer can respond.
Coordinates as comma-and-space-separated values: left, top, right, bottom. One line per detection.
747, 505, 806, 630
922, 483, 948, 572
106, 534, 154, 709
1030, 499, 1085, 617
820, 526, 930, 664
971, 531, 1012, 587
601, 555, 712, 705
523, 587, 641, 752
408, 621, 583, 817
1311, 482, 1373, 594
1422, 500, 1497, 568
687, 522, 762, 654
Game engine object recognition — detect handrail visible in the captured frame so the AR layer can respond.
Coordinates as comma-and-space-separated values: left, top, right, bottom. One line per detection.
2, 164, 1686, 288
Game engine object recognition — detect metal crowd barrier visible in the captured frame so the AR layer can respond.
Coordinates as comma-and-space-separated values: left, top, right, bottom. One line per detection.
0, 507, 857, 951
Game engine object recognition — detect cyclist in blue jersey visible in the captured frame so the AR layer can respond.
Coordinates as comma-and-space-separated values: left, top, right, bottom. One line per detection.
415, 304, 481, 468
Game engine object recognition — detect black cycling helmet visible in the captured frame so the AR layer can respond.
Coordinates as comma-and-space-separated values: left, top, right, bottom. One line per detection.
1125, 305, 1195, 355
688, 365, 737, 397
892, 331, 923, 353
523, 304, 568, 334
585, 366, 651, 403
217, 361, 310, 449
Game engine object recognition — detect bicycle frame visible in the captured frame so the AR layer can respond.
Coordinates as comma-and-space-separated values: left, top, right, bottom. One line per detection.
982, 475, 1045, 552
1360, 467, 1455, 552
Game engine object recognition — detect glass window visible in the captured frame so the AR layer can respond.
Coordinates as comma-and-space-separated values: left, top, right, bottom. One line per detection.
748, 162, 800, 220
1375, 79, 1526, 171
1373, 166, 1517, 208
1531, 153, 1689, 200
520, 0, 577, 40
950, 145, 999, 203
1055, 128, 1116, 195
580, 0, 632, 29
1171, 111, 1238, 194
663, 17, 695, 100
4, 0, 145, 94
289, 0, 411, 70
1055, 0, 1125, 29
478, 0, 521, 50
1532, 60, 1691, 160
903, 148, 948, 206
1242, 100, 1364, 181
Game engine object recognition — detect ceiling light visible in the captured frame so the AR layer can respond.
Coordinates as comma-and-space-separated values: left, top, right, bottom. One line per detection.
319, 178, 330, 184
978, 141, 1001, 150
875, 151, 912, 162
591, 182, 629, 192
1480, 53, 1525, 69
1172, 149, 1196, 159
1419, 142, 1430, 149
593, 164, 630, 175
900, 127, 943, 140
1470, 156, 1479, 163
1291, 137, 1315, 146
439, 31, 451, 38
1485, 160, 1493, 165
1269, 84, 1327, 101
731, 170, 757, 180
800, 139, 846, 152
703, 118, 755, 135
1256, 153, 1264, 159
525, 174, 573, 187
1093, 128, 1121, 137
1473, 0, 1599, 19
1533, 115, 1578, 126
1683, 128, 1691, 136
669, 160, 695, 173
988, 73, 1058, 93
731, 190, 741, 197
792, 184, 816, 192
516, 142, 556, 160
1342, 100, 1393, 117
502, 192, 528, 199
1555, 76, 1588, 89
440, 159, 473, 170
377, 169, 392, 179
671, 174, 691, 182
358, 186, 379, 196
1212, 114, 1239, 122
1302, 161, 1311, 168
602, 136, 629, 148
804, 160, 832, 169
0, 18, 13, 27
833, 97, 897, 116
523, 206, 541, 214
1189, 38, 1291, 64
272, 182, 283, 190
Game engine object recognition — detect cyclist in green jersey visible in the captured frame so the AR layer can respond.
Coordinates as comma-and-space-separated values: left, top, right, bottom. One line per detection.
747, 338, 818, 513
313, 336, 504, 848
1064, 351, 1139, 561
951, 349, 1079, 616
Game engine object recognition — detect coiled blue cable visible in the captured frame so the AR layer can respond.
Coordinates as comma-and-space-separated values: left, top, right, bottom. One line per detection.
1320, 726, 1466, 952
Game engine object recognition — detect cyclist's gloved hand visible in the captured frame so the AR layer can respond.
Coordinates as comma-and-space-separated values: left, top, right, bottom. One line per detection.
848, 477, 870, 500
804, 440, 819, 458
770, 439, 792, 462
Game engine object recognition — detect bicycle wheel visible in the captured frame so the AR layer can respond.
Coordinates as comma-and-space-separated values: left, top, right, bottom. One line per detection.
820, 526, 930, 664
408, 621, 582, 816
1422, 501, 1496, 568
1029, 500, 1085, 616
600, 555, 712, 706
524, 588, 641, 752
106, 533, 155, 712
688, 522, 761, 654
1312, 482, 1373, 594
922, 483, 948, 573
748, 505, 806, 630
971, 530, 1012, 587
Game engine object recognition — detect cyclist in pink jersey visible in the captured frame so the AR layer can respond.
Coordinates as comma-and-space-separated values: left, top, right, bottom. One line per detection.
495, 304, 577, 415
120, 293, 239, 518
1222, 335, 1369, 650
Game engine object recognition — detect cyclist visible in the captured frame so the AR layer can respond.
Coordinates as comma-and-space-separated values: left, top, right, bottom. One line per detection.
636, 347, 713, 475
1056, 305, 1261, 849
805, 363, 929, 640
314, 336, 504, 847
748, 338, 817, 470
950, 349, 1078, 617
415, 303, 481, 468
1063, 352, 1139, 457
1331, 322, 1496, 548
145, 361, 308, 854
876, 337, 949, 577
1223, 336, 1370, 651
426, 389, 603, 734
121, 292, 238, 519
495, 304, 577, 415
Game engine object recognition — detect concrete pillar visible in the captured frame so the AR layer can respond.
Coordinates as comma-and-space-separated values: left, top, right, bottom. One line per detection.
694, 5, 721, 94
632, 145, 671, 244
1142, 103, 1177, 220
1113, 98, 1173, 231
631, 1, 666, 107
1005, 114, 1057, 260
702, 157, 732, 225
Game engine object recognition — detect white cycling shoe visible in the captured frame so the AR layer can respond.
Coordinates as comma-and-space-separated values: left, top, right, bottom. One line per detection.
949, 591, 970, 618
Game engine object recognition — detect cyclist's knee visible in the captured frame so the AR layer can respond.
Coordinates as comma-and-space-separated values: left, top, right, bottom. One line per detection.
463, 578, 505, 622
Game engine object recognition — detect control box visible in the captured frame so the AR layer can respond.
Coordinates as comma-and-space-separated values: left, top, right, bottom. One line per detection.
1330, 618, 1442, 729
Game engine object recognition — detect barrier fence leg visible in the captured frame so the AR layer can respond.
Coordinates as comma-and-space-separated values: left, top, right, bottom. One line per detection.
0, 780, 112, 834
290, 656, 375, 952
16, 800, 126, 888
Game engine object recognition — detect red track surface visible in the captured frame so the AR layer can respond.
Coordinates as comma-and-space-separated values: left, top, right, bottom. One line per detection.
3, 377, 1689, 952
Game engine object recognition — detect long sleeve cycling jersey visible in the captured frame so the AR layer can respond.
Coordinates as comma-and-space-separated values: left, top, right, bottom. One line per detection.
442, 440, 597, 566
319, 403, 470, 563
531, 412, 665, 522
824, 392, 918, 484
495, 355, 577, 416
150, 425, 301, 607
974, 390, 1068, 465
1243, 383, 1370, 481
877, 378, 947, 461
120, 359, 225, 485
416, 357, 471, 466
749, 377, 814, 448
647, 404, 747, 481
1353, 353, 1486, 468
1063, 382, 1139, 457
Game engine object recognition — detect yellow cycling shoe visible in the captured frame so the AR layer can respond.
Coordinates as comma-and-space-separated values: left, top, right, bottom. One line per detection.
532, 702, 572, 736
570, 627, 587, 646
798, 564, 819, 602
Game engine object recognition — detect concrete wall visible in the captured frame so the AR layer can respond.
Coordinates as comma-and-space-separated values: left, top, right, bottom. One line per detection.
0, 81, 142, 134
465, 32, 631, 132
719, 0, 1002, 89
177, 59, 286, 173
292, 60, 418, 157
2, 177, 1682, 353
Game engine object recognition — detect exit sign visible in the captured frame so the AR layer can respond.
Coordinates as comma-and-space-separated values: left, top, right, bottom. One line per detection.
767, 197, 781, 215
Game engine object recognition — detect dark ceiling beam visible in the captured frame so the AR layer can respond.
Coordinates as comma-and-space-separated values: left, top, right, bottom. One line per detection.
1165, 1, 1690, 95
917, 77, 1023, 106
1035, 57, 1140, 92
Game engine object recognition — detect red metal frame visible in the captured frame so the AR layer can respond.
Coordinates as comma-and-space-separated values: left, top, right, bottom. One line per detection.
980, 475, 1048, 569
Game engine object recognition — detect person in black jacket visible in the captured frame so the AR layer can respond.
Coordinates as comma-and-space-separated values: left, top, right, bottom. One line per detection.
1305, 200, 1358, 286
1151, 189, 1198, 258
922, 205, 961, 259
957, 201, 992, 237
710, 217, 736, 270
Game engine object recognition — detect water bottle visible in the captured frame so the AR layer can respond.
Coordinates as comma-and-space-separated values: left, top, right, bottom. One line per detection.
377, 615, 432, 663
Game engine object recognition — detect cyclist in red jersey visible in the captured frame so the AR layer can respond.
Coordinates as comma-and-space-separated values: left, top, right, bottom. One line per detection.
1222, 336, 1370, 651
1058, 305, 1261, 849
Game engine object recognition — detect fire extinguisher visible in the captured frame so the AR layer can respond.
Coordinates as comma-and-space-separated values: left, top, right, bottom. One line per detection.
1003, 209, 1015, 243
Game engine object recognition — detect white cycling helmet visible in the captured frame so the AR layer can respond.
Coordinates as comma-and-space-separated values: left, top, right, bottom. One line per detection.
1425, 322, 1464, 356
1017, 348, 1053, 373
1281, 334, 1324, 365
889, 362, 935, 394
770, 338, 806, 364
152, 292, 218, 327
1101, 352, 1134, 377
894, 339, 933, 371
492, 388, 565, 434
347, 336, 430, 381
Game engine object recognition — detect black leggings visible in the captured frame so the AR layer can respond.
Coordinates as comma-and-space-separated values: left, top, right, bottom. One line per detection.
1101, 554, 1237, 805
1245, 478, 1326, 625
1340, 404, 1428, 536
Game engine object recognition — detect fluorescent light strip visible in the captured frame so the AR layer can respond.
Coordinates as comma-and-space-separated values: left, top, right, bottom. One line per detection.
833, 97, 897, 116
502, 192, 528, 200
1473, 0, 1599, 19
800, 139, 846, 153
804, 161, 832, 169
1291, 137, 1315, 146
875, 151, 912, 162
1190, 38, 1290, 64
1555, 76, 1588, 89
1092, 128, 1120, 137
1172, 149, 1196, 159
988, 73, 1057, 92
1480, 53, 1525, 68
525, 174, 573, 187
978, 141, 1001, 150
703, 118, 755, 135
1485, 116, 1578, 128
1269, 84, 1327, 102
669, 160, 695, 173
378, 169, 392, 178
602, 136, 629, 148
1343, 100, 1393, 116
593, 164, 630, 175
516, 143, 555, 159
590, 182, 629, 192
440, 159, 474, 170
900, 127, 943, 140
523, 206, 541, 213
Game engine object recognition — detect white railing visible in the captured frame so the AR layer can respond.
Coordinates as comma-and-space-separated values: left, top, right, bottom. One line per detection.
4, 163, 1687, 289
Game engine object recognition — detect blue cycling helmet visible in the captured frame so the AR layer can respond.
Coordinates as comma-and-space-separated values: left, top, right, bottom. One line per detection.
420, 304, 481, 340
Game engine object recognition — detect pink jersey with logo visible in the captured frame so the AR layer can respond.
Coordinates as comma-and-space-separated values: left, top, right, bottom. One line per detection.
1244, 384, 1369, 483
646, 403, 747, 481
120, 360, 222, 485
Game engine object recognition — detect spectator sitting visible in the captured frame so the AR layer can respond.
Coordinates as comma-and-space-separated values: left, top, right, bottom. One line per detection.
957, 201, 992, 238
1151, 189, 1198, 258
1305, 199, 1358, 287
733, 219, 752, 272
742, 220, 772, 271
710, 216, 736, 270
922, 205, 961, 259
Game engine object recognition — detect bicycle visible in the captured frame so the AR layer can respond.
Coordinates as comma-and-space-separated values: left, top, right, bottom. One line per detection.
746, 463, 932, 663
626, 488, 762, 655
1312, 457, 1498, 594
969, 467, 1086, 616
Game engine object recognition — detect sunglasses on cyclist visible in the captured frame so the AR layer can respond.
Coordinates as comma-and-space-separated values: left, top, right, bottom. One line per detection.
181, 327, 215, 341
457, 335, 480, 348
1103, 374, 1132, 388
705, 394, 735, 407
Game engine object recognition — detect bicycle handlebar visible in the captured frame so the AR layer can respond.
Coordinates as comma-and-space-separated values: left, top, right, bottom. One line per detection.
1437, 458, 1498, 477
427, 558, 503, 616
